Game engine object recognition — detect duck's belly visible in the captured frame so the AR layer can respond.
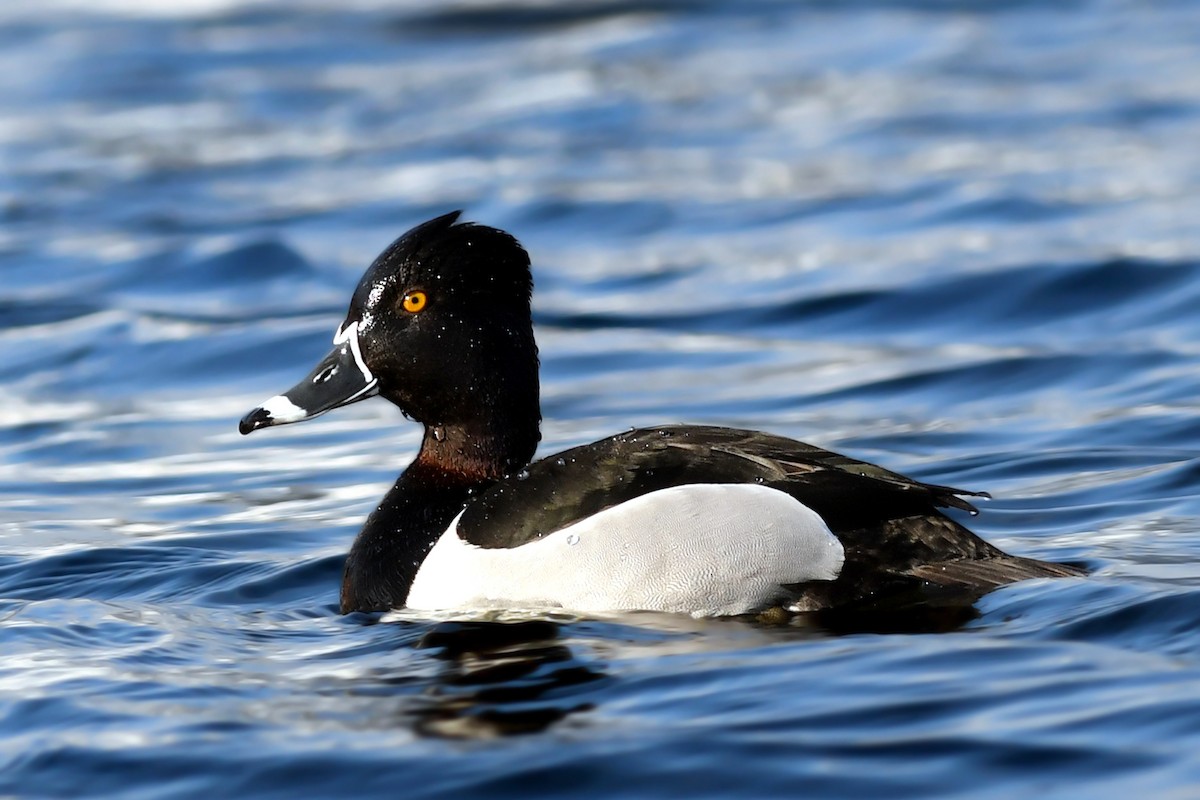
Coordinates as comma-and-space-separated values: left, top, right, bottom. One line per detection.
405, 483, 845, 617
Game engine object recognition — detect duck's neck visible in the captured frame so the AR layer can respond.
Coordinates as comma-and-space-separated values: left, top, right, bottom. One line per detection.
339, 413, 540, 614
414, 414, 539, 481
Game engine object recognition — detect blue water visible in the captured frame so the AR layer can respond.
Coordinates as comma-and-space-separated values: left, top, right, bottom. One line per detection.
3, 0, 1200, 796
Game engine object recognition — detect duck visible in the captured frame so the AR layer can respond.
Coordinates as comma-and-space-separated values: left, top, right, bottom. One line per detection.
239, 211, 1083, 616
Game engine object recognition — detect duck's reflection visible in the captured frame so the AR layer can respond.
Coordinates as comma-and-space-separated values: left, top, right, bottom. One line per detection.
396, 594, 983, 738
812, 592, 983, 635
409, 620, 604, 738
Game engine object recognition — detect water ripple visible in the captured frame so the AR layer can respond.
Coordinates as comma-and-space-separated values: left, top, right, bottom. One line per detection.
3, 0, 1200, 798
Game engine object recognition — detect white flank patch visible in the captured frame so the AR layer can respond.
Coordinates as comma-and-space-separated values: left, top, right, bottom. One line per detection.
259, 394, 307, 423
405, 484, 845, 617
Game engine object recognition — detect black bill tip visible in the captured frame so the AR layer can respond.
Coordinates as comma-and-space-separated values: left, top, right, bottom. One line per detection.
239, 407, 272, 435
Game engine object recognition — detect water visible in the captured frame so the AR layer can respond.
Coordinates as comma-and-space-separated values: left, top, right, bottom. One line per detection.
3, 0, 1200, 796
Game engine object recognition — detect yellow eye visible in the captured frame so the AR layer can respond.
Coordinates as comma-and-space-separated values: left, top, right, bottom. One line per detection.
402, 291, 427, 314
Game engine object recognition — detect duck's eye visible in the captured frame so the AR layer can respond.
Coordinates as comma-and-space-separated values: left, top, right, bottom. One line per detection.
402, 291, 427, 314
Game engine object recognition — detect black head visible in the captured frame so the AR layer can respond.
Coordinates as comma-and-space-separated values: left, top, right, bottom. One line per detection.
240, 212, 541, 473
347, 211, 537, 423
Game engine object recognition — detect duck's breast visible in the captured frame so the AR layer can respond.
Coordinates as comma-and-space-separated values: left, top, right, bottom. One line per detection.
405, 483, 845, 616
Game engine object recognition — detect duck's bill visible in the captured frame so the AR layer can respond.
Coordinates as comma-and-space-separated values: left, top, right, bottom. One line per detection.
239, 321, 378, 435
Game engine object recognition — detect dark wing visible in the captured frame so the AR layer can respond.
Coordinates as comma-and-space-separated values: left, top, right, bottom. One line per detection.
457, 425, 986, 549
671, 425, 988, 515
785, 513, 1083, 612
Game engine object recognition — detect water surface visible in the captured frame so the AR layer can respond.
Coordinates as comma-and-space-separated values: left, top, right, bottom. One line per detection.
3, 1, 1200, 797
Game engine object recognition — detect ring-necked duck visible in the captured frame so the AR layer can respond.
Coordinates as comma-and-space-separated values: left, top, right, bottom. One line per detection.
240, 212, 1082, 616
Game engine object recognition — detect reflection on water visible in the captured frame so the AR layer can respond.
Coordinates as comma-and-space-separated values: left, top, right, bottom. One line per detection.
367, 603, 990, 740
413, 621, 602, 738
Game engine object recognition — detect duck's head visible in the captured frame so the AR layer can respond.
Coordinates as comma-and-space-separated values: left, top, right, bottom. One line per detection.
239, 211, 541, 469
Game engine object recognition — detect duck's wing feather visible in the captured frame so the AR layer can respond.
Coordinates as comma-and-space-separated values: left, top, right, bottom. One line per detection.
676, 425, 988, 514
457, 425, 987, 550
784, 512, 1082, 610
